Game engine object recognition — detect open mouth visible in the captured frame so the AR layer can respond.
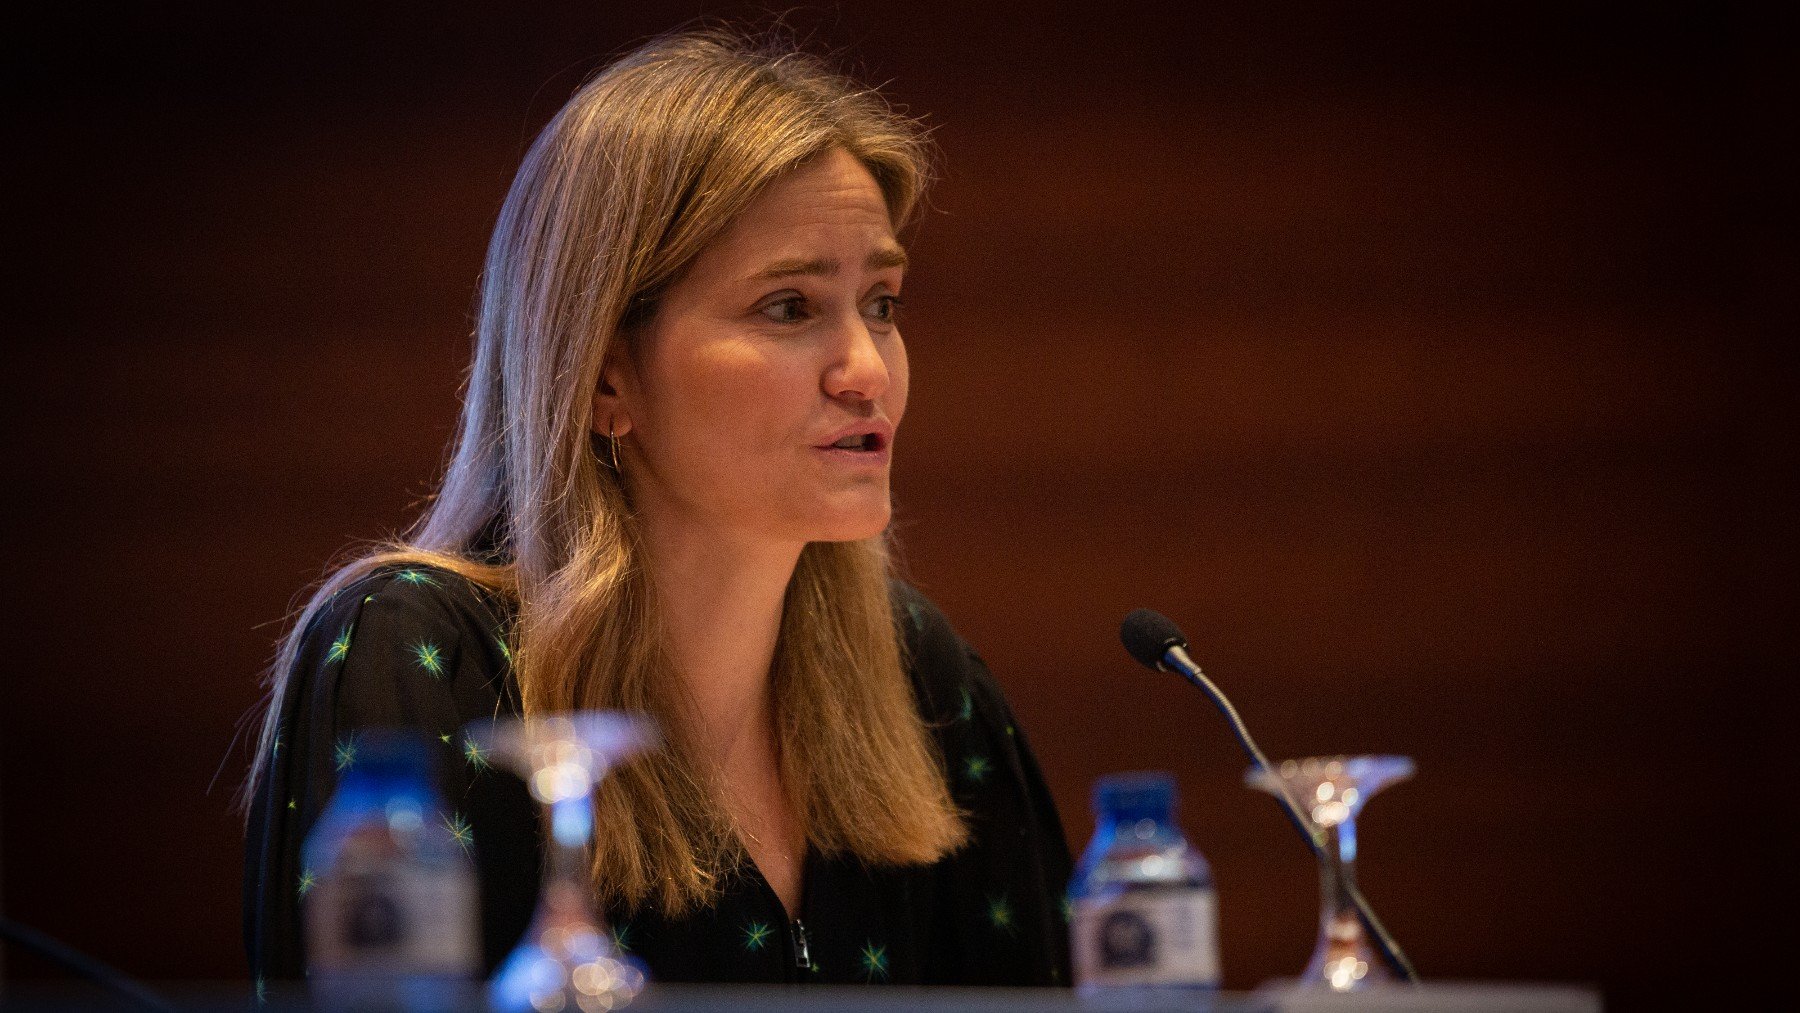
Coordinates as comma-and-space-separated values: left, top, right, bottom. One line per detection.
815, 421, 892, 457
827, 433, 882, 452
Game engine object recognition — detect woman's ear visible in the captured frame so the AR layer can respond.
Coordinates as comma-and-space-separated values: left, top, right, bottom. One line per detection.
593, 347, 635, 439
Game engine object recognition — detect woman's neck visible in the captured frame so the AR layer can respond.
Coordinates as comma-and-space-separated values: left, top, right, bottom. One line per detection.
638, 515, 802, 765
631, 512, 812, 917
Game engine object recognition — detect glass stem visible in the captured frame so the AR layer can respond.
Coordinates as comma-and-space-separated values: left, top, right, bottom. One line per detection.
1312, 814, 1385, 989
539, 792, 596, 931
548, 793, 593, 886
1318, 819, 1359, 938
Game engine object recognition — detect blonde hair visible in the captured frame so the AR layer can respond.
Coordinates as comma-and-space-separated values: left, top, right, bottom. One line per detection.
244, 26, 965, 914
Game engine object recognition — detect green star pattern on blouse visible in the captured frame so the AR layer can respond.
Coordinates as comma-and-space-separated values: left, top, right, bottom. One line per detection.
496, 634, 513, 666
857, 941, 890, 981
362, 594, 375, 604
297, 867, 316, 897
254, 976, 267, 1004
443, 811, 474, 854
963, 754, 992, 784
610, 922, 635, 954
463, 736, 492, 771
286, 798, 297, 811
741, 920, 772, 952
957, 688, 974, 722
395, 568, 440, 587
326, 627, 353, 664
438, 732, 452, 744
333, 735, 358, 772
987, 894, 1015, 933
411, 642, 446, 678
272, 733, 284, 757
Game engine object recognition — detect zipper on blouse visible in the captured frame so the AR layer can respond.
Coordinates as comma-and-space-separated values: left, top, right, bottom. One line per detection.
790, 918, 811, 972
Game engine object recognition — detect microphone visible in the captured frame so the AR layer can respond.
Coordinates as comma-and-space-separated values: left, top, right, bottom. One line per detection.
1119, 609, 1418, 984
1119, 610, 1287, 801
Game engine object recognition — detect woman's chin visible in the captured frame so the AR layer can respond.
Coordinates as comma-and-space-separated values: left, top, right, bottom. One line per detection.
803, 500, 893, 543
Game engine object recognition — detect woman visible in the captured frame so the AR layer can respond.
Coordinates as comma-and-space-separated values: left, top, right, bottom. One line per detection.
242, 28, 1072, 987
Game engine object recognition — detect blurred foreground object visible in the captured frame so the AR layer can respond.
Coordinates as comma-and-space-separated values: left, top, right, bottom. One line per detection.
302, 730, 480, 1010
1246, 756, 1414, 993
1070, 771, 1221, 996
464, 713, 658, 1013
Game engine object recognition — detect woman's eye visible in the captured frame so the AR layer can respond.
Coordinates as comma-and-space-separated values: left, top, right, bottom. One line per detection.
866, 294, 904, 324
759, 296, 807, 323
759, 293, 903, 326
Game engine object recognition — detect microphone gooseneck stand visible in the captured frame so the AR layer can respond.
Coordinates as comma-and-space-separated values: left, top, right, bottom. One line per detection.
1120, 609, 1419, 985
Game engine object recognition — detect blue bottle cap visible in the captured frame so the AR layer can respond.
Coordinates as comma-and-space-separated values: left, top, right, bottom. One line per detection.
1093, 771, 1176, 823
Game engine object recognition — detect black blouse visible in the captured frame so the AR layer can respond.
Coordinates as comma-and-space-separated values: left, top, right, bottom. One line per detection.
243, 565, 1074, 989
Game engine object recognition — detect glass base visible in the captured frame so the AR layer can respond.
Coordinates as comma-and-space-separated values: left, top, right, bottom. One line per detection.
1304, 910, 1393, 992
489, 942, 645, 1013
488, 882, 645, 1012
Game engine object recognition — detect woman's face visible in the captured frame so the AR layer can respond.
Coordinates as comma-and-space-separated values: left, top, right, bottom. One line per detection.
605, 147, 909, 550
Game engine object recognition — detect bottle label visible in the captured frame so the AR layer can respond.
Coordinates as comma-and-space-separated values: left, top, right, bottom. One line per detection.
1073, 889, 1219, 987
305, 827, 478, 974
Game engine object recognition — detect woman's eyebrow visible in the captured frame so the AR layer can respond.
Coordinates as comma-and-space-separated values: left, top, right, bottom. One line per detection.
748, 246, 909, 282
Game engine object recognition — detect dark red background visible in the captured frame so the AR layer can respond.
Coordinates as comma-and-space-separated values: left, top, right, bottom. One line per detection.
6, 3, 1784, 1008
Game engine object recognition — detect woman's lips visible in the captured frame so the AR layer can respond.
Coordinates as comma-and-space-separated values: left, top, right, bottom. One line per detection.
812, 442, 891, 466
813, 421, 894, 453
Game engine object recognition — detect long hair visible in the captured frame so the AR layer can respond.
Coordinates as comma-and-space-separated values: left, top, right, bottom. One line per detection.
243, 26, 966, 914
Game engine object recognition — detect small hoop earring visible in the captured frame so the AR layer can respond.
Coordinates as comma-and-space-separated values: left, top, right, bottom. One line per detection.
607, 417, 622, 473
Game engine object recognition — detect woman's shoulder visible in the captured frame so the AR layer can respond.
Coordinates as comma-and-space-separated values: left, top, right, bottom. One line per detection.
890, 579, 1011, 729
890, 580, 1071, 896
308, 563, 512, 635
293, 562, 517, 699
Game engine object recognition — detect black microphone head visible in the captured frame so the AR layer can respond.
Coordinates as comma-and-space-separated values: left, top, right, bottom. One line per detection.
1120, 609, 1188, 670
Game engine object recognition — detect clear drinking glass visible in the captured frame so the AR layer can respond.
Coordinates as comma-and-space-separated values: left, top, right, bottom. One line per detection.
465, 712, 659, 1012
1245, 755, 1413, 992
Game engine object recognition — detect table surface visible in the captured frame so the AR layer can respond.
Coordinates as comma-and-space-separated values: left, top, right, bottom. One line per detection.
0, 981, 1603, 1013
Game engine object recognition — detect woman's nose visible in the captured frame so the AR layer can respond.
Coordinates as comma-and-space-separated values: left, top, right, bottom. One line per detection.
823, 316, 890, 402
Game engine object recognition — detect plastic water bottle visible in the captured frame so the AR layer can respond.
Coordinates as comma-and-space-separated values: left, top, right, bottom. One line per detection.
1070, 771, 1220, 996
303, 729, 479, 1010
